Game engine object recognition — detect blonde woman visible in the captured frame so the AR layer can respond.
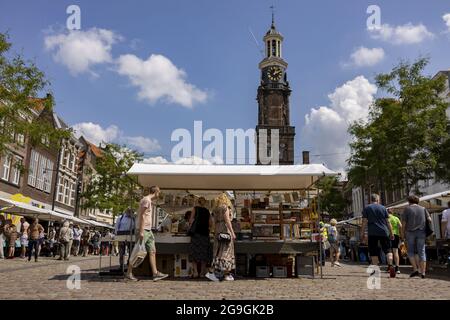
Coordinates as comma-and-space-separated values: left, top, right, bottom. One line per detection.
328, 219, 341, 267
206, 194, 236, 281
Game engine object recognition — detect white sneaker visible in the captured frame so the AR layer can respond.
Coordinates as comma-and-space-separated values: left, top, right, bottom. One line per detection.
224, 275, 234, 281
334, 262, 342, 267
205, 272, 220, 282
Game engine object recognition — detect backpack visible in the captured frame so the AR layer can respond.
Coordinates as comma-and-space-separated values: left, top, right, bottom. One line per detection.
327, 226, 337, 243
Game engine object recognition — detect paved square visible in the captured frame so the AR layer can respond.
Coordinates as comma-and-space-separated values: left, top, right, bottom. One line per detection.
0, 256, 449, 300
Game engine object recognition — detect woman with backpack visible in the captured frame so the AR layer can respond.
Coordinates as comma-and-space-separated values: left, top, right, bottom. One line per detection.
58, 221, 73, 261
328, 219, 341, 267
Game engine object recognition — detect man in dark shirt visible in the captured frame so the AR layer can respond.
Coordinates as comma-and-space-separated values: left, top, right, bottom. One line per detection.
361, 194, 394, 269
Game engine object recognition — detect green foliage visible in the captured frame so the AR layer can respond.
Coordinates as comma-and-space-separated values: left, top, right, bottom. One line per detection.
80, 143, 143, 217
315, 176, 348, 219
0, 32, 69, 155
348, 58, 449, 196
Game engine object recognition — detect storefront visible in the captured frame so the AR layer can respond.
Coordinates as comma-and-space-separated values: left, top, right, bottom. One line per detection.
127, 163, 338, 278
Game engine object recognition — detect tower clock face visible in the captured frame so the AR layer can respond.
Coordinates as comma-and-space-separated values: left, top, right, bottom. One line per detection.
267, 66, 283, 81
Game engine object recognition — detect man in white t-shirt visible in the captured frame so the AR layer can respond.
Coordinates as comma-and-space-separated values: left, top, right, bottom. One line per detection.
441, 201, 450, 239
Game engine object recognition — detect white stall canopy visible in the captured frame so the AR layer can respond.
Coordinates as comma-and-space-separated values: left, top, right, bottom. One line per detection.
127, 164, 338, 191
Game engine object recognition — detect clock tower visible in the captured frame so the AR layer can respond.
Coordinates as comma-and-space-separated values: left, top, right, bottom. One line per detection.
256, 16, 295, 165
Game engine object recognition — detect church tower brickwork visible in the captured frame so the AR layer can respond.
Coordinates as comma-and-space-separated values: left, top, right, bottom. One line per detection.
256, 17, 295, 165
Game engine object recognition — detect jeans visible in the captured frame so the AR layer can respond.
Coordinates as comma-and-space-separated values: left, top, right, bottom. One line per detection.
28, 239, 39, 261
406, 229, 426, 261
59, 241, 70, 260
72, 240, 80, 256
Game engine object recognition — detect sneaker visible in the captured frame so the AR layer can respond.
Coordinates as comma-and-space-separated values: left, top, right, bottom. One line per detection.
224, 274, 234, 281
420, 274, 426, 279
125, 274, 138, 282
395, 266, 401, 274
205, 272, 220, 282
334, 262, 342, 267
409, 271, 420, 278
152, 271, 169, 282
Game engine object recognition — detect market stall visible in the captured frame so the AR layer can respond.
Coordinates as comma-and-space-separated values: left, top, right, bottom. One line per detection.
127, 163, 338, 278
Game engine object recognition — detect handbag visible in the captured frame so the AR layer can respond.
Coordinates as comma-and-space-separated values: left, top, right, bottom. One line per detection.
217, 232, 231, 243
424, 209, 433, 238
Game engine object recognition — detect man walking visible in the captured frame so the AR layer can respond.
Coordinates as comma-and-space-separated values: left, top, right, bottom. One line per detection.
126, 186, 168, 282
360, 194, 395, 275
401, 195, 432, 278
27, 218, 44, 262
115, 208, 135, 272
388, 209, 402, 274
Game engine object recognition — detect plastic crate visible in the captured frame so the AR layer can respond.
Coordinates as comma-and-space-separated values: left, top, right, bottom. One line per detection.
256, 266, 270, 278
272, 266, 287, 278
296, 256, 315, 278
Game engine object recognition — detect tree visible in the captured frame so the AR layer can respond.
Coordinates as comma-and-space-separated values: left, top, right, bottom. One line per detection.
0, 32, 69, 155
81, 143, 143, 218
348, 58, 449, 199
315, 176, 348, 219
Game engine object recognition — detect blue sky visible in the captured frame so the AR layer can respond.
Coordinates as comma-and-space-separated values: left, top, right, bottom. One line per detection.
1, 0, 449, 170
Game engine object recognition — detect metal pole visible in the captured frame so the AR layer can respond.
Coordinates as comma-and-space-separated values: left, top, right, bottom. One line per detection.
317, 181, 323, 279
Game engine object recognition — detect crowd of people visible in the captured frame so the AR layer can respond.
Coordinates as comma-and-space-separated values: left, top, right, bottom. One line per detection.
0, 215, 115, 261
124, 186, 236, 282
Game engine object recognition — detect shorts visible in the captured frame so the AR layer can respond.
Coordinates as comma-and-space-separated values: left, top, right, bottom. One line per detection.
391, 235, 400, 249
143, 230, 156, 253
368, 235, 392, 257
406, 230, 426, 261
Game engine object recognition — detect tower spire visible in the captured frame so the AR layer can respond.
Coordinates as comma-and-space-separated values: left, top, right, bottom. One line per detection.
270, 4, 275, 28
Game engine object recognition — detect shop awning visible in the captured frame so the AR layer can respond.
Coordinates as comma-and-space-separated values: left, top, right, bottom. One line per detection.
0, 196, 91, 225
387, 190, 450, 209
84, 219, 114, 229
127, 164, 338, 191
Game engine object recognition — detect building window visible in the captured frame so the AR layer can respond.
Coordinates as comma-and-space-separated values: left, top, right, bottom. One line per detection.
64, 179, 70, 205
28, 149, 53, 192
57, 177, 64, 203
1, 154, 11, 181
69, 182, 76, 207
16, 133, 25, 146
271, 40, 276, 56
69, 153, 75, 172
36, 156, 46, 190
28, 150, 39, 187
43, 160, 54, 193
12, 157, 22, 185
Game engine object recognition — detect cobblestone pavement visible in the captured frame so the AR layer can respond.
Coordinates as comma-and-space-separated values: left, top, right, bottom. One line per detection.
0, 256, 449, 300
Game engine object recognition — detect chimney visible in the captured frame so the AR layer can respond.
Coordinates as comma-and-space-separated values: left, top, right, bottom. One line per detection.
302, 151, 310, 165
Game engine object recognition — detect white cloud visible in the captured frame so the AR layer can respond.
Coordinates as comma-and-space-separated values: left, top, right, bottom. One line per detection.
72, 122, 161, 153
369, 23, 434, 44
72, 122, 119, 145
443, 13, 450, 32
142, 156, 170, 164
123, 136, 161, 153
116, 54, 208, 108
301, 76, 377, 173
348, 47, 385, 67
44, 28, 121, 76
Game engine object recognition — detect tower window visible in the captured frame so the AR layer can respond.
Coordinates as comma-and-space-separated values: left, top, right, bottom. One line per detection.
267, 41, 270, 57
277, 41, 281, 57
272, 40, 276, 57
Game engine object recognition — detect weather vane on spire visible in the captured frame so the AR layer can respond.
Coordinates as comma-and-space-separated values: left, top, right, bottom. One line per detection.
270, 4, 275, 26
